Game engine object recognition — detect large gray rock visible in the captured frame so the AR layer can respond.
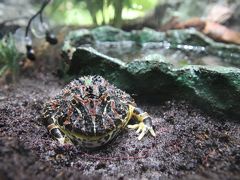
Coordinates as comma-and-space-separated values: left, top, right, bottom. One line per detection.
0, 0, 35, 25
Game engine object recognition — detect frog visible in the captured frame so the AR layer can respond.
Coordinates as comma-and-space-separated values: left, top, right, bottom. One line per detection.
42, 75, 155, 148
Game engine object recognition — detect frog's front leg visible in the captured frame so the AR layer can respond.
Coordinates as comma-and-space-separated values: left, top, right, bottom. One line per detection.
127, 105, 156, 140
44, 117, 66, 144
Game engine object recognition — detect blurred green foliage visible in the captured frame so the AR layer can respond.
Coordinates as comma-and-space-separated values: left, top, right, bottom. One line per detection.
0, 34, 22, 81
46, 0, 157, 27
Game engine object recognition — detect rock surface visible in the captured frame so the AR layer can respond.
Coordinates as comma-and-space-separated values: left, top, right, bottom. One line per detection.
63, 45, 240, 118
63, 26, 240, 66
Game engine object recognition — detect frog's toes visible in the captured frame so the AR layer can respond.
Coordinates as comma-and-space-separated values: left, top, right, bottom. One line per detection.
128, 122, 156, 140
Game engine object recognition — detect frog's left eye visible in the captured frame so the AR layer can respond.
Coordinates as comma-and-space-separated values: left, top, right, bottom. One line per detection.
71, 99, 77, 105
106, 96, 111, 101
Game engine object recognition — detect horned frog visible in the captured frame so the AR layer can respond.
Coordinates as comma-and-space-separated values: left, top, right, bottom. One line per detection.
42, 75, 155, 148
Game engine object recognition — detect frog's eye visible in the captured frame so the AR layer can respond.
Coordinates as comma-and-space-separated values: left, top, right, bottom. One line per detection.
71, 99, 77, 105
106, 96, 111, 101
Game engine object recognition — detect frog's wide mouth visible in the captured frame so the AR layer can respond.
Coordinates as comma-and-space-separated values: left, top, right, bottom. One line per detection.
62, 127, 121, 148
61, 126, 116, 141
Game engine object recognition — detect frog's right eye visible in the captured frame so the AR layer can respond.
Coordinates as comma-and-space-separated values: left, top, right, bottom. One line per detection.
71, 99, 77, 105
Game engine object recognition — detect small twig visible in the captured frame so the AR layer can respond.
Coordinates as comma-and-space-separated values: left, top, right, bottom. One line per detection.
81, 152, 146, 161
79, 147, 154, 161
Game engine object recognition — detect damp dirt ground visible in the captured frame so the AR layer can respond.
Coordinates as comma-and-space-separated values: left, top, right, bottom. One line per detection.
0, 73, 240, 180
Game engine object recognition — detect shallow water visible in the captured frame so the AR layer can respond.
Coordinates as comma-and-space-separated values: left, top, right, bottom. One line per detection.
94, 41, 239, 68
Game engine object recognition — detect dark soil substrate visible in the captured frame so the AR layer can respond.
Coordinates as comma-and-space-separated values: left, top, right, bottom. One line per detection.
0, 74, 239, 180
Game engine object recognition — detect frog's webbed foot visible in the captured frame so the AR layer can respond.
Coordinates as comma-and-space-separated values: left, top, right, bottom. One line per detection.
127, 106, 156, 140
128, 119, 156, 140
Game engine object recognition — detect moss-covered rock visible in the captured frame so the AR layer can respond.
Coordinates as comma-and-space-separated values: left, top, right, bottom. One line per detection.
65, 47, 240, 118
61, 27, 240, 118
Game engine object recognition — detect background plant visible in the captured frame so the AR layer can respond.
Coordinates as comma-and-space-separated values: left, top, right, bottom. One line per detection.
45, 0, 158, 27
0, 34, 22, 82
